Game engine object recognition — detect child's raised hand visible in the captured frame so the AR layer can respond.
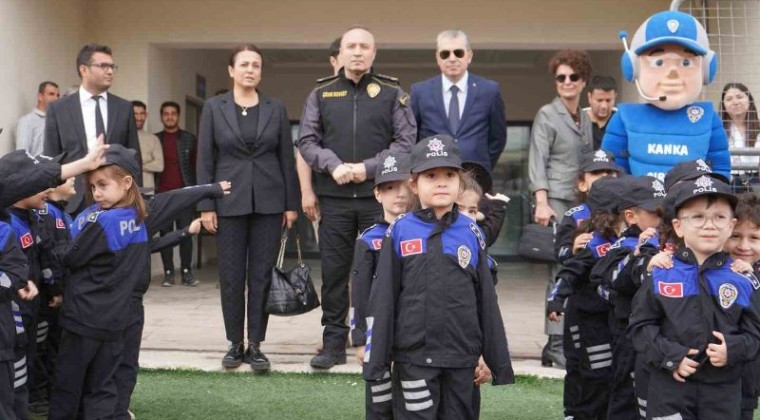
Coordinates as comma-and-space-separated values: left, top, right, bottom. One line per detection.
573, 233, 593, 254
188, 218, 203, 235
634, 227, 658, 256
355, 346, 365, 366
672, 348, 700, 383
218, 181, 232, 195
17, 281, 38, 301
647, 251, 673, 272
84, 134, 108, 170
474, 357, 492, 385
706, 331, 728, 367
730, 259, 754, 274
485, 193, 510, 204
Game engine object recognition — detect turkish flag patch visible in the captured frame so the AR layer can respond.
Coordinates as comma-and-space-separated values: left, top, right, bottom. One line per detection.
20, 233, 33, 249
400, 239, 423, 256
658, 282, 683, 298
595, 243, 611, 257
56, 218, 66, 229
371, 239, 383, 250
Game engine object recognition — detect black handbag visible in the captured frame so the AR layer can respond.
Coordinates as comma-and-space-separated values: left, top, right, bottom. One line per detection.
517, 220, 557, 263
265, 229, 320, 316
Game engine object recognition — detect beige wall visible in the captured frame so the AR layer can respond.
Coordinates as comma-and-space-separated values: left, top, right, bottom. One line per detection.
84, 0, 671, 118
0, 0, 88, 154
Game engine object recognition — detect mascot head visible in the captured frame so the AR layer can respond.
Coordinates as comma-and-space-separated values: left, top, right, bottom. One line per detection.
621, 10, 717, 110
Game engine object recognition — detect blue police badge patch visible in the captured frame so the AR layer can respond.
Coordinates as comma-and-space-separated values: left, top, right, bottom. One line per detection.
469, 223, 486, 250
719, 283, 739, 309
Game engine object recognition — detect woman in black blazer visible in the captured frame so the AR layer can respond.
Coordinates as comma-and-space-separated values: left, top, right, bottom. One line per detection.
197, 44, 300, 372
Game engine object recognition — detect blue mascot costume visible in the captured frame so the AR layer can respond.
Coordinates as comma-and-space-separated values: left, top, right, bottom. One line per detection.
602, 10, 731, 181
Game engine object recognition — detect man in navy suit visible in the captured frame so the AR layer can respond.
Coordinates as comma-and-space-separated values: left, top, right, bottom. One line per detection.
410, 30, 507, 172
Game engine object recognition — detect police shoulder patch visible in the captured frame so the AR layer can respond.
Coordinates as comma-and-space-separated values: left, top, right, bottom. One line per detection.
565, 205, 585, 216
398, 93, 410, 107
87, 210, 104, 223
741, 272, 760, 290
469, 223, 486, 250
386, 213, 407, 238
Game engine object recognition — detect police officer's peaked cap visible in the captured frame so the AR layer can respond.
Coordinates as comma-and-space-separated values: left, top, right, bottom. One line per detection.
102, 144, 140, 179
580, 149, 621, 174
631, 10, 710, 55
410, 135, 462, 174
619, 176, 666, 212
587, 177, 630, 213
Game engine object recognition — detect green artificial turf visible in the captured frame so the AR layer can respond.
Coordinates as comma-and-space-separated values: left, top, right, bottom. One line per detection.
128, 370, 564, 419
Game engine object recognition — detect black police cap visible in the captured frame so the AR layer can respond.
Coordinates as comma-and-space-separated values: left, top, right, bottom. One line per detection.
669, 175, 737, 213
587, 177, 628, 213
619, 176, 667, 211
102, 144, 140, 179
410, 135, 462, 174
663, 159, 729, 191
580, 149, 621, 174
375, 151, 411, 186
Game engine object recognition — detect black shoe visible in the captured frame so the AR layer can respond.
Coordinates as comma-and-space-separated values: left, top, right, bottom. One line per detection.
181, 268, 199, 286
162, 270, 175, 287
310, 349, 347, 369
28, 399, 49, 415
222, 342, 245, 368
245, 343, 271, 372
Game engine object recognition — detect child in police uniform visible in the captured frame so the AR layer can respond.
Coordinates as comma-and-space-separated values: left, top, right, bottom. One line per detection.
363, 135, 513, 420
629, 177, 760, 419
350, 150, 413, 420
723, 193, 760, 420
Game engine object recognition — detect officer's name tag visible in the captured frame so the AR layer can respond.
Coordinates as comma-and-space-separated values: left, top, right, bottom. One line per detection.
322, 91, 348, 98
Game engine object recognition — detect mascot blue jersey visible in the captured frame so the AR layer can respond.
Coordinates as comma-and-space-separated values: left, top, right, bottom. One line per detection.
601, 102, 731, 181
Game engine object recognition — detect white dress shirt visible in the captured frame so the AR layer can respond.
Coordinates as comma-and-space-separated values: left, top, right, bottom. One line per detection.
79, 86, 109, 151
728, 123, 760, 166
442, 71, 468, 119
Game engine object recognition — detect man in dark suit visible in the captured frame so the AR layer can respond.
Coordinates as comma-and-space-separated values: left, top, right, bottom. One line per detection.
155, 101, 198, 286
44, 44, 141, 214
410, 30, 507, 172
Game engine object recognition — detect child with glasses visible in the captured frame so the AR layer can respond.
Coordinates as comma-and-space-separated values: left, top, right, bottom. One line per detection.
629, 177, 760, 419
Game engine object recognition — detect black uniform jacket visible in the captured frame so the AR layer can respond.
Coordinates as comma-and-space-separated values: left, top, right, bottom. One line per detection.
363, 207, 514, 385
57, 205, 148, 340
555, 202, 591, 264
0, 221, 29, 360
629, 249, 760, 383
350, 220, 389, 347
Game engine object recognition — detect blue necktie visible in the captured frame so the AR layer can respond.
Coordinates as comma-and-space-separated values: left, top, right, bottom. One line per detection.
448, 85, 460, 135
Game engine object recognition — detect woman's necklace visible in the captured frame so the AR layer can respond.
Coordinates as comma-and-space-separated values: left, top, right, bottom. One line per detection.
240, 105, 249, 116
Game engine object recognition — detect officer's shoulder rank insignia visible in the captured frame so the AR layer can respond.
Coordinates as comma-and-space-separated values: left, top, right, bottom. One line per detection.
315, 74, 339, 84
719, 282, 739, 309
38, 206, 48, 215
367, 83, 381, 98
457, 245, 472, 269
687, 105, 704, 123
374, 73, 399, 83
399, 93, 410, 107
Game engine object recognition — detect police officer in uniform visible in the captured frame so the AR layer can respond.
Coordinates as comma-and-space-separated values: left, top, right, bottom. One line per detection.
298, 25, 416, 368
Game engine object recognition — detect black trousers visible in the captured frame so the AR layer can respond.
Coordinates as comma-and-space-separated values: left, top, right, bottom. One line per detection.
740, 357, 760, 420
574, 301, 612, 420
646, 368, 740, 420
318, 196, 381, 350
634, 356, 650, 420
0, 359, 16, 420
48, 329, 123, 420
563, 296, 581, 418
114, 299, 143, 420
159, 207, 195, 272
217, 213, 282, 343
12, 348, 27, 420
393, 362, 477, 420
607, 321, 639, 420
365, 369, 393, 420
